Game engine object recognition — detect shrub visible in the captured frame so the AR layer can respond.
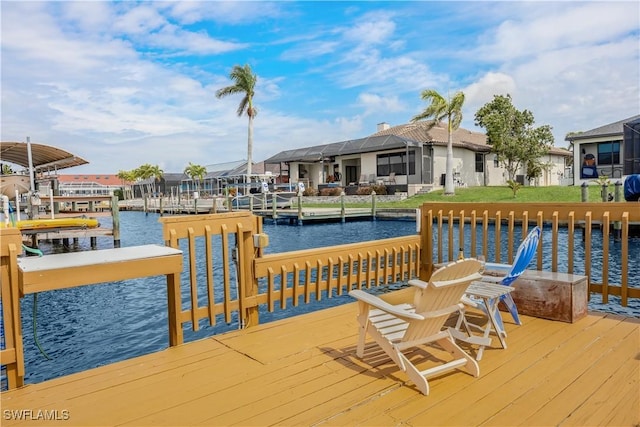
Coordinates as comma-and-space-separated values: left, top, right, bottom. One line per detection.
356, 185, 387, 195
319, 187, 343, 196
303, 187, 318, 196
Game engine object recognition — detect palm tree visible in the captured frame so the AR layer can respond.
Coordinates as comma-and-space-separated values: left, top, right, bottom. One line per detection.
412, 89, 465, 195
184, 162, 207, 193
134, 164, 163, 197
216, 64, 258, 177
116, 169, 136, 200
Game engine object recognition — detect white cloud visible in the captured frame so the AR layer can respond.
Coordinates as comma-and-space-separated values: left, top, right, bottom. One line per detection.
357, 93, 405, 116
476, 2, 639, 63
463, 72, 517, 107
1, 1, 638, 173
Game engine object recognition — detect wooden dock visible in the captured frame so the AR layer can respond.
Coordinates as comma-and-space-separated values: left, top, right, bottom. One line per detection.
2, 296, 637, 426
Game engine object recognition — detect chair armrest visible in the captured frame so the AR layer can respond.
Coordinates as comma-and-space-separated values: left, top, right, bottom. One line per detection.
407, 279, 428, 290
349, 290, 424, 320
484, 262, 510, 275
460, 295, 480, 308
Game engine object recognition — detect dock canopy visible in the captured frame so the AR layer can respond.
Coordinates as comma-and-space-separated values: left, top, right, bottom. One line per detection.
0, 141, 88, 172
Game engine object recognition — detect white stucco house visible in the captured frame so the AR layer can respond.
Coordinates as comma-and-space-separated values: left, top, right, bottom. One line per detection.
565, 115, 640, 186
264, 121, 571, 196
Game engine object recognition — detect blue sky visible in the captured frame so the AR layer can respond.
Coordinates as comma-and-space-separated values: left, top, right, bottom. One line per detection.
2, 1, 639, 173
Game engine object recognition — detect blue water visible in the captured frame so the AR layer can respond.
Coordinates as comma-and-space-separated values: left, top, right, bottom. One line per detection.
5, 211, 639, 386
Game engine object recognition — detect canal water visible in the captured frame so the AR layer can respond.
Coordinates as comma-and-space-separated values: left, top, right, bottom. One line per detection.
6, 211, 640, 385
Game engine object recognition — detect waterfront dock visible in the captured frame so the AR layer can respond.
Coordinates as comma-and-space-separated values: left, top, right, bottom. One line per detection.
1, 300, 637, 426
119, 197, 417, 223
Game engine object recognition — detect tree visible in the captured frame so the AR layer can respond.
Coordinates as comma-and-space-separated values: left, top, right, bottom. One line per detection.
184, 162, 207, 193
474, 94, 553, 196
116, 169, 136, 200
411, 89, 465, 195
134, 163, 164, 197
216, 64, 258, 177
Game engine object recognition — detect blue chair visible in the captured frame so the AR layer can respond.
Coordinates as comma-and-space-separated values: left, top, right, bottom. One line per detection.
453, 226, 541, 359
482, 225, 541, 327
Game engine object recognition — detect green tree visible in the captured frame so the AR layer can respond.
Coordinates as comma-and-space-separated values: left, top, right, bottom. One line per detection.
184, 162, 207, 192
411, 89, 465, 195
134, 164, 163, 197
474, 94, 553, 196
116, 169, 136, 200
216, 64, 258, 177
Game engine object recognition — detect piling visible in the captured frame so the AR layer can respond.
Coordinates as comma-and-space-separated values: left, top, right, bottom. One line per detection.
600, 181, 610, 202
271, 194, 278, 219
581, 182, 588, 202
613, 181, 622, 241
371, 191, 377, 220
112, 195, 121, 247
297, 194, 303, 226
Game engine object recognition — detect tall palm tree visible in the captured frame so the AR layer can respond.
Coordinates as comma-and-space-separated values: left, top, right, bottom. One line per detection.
134, 164, 163, 197
184, 162, 207, 192
216, 64, 258, 177
412, 89, 465, 195
116, 169, 136, 200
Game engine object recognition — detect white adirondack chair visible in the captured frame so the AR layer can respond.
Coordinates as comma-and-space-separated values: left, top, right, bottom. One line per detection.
349, 259, 482, 395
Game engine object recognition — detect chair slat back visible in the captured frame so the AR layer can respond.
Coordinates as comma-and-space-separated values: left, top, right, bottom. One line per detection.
405, 259, 481, 341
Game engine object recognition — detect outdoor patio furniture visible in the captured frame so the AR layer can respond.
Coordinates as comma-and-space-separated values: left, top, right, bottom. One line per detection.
349, 259, 482, 395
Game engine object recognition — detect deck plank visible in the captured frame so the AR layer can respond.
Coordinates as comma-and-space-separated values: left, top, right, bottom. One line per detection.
561, 352, 639, 426
1, 299, 638, 427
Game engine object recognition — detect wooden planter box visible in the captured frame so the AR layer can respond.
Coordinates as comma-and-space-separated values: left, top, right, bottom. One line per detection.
510, 270, 589, 323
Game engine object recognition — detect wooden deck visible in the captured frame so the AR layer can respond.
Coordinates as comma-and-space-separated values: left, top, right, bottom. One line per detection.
2, 294, 638, 427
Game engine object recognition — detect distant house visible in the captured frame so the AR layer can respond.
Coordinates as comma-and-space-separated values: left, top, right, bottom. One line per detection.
53, 174, 128, 196
264, 121, 571, 196
565, 114, 640, 185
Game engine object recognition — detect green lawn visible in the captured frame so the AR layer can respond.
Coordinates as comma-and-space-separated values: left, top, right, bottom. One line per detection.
301, 185, 620, 209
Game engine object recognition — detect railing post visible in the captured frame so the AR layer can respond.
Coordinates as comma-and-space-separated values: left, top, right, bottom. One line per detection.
340, 191, 346, 220
240, 224, 259, 328
0, 228, 25, 389
297, 194, 303, 226
581, 182, 588, 202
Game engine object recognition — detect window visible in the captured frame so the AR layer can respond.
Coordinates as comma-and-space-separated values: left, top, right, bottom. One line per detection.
597, 141, 620, 165
475, 153, 484, 173
494, 155, 499, 168
376, 151, 415, 176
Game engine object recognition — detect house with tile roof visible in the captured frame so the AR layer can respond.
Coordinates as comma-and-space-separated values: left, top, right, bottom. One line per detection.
565, 115, 640, 186
264, 121, 571, 196
52, 174, 129, 196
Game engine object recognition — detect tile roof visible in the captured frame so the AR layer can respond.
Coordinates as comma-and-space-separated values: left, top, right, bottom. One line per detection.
566, 114, 640, 141
264, 120, 571, 163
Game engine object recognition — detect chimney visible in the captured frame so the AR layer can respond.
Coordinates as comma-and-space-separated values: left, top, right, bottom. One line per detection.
377, 122, 390, 132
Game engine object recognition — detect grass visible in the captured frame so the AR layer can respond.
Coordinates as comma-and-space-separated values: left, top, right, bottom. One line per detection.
300, 185, 618, 209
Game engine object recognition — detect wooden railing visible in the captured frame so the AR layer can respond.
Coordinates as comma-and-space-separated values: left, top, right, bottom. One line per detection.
253, 235, 420, 313
160, 212, 420, 332
418, 202, 640, 305
3, 204, 637, 389
0, 229, 24, 389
